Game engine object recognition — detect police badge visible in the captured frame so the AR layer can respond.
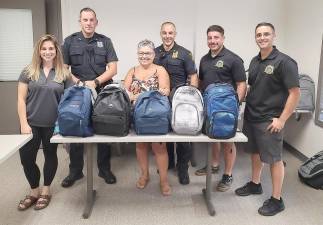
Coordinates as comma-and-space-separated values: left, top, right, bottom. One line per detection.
215, 60, 224, 68
97, 41, 103, 48
172, 50, 178, 59
264, 65, 274, 75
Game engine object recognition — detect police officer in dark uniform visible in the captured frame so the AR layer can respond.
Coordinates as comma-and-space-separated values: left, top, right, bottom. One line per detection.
154, 22, 198, 185
61, 7, 118, 187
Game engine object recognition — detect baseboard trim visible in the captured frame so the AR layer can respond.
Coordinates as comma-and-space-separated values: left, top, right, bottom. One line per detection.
283, 142, 308, 162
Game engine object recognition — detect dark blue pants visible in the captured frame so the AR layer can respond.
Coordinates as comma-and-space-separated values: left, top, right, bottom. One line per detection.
167, 142, 192, 170
69, 143, 111, 175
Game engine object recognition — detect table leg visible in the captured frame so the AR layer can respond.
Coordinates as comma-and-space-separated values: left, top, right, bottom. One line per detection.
202, 143, 216, 216
82, 143, 96, 219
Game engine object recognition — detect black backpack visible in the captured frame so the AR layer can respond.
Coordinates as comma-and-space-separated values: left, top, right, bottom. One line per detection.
298, 150, 323, 189
92, 85, 131, 136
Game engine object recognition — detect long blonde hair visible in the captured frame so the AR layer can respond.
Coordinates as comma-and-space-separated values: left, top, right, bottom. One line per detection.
25, 34, 70, 82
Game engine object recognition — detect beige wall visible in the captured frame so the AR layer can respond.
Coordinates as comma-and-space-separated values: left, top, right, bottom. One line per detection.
283, 0, 323, 157
0, 0, 46, 134
194, 0, 286, 70
1, 0, 322, 156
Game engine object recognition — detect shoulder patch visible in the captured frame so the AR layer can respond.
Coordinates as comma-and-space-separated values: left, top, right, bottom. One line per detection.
188, 52, 193, 60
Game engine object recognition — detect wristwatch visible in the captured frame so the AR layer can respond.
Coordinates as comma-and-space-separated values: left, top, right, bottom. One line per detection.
94, 78, 100, 87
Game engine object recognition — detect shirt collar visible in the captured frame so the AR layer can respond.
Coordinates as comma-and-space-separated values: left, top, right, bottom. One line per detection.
256, 46, 279, 61
40, 65, 55, 71
76, 31, 99, 42
208, 46, 226, 58
160, 42, 179, 53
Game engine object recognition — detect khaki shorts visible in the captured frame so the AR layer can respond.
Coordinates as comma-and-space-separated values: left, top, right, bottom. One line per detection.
242, 120, 283, 164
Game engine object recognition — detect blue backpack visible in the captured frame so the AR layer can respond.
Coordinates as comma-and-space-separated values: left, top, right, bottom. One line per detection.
58, 85, 94, 137
203, 83, 239, 139
133, 90, 171, 135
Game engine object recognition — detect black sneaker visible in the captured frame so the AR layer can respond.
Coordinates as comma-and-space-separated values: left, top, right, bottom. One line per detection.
194, 165, 219, 176
216, 174, 233, 192
98, 170, 117, 184
61, 173, 84, 188
178, 168, 190, 185
235, 181, 263, 196
258, 197, 285, 216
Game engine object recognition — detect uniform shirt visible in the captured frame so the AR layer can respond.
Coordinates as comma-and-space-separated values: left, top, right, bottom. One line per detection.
199, 47, 246, 91
245, 46, 299, 122
62, 32, 118, 81
18, 68, 74, 127
154, 42, 197, 89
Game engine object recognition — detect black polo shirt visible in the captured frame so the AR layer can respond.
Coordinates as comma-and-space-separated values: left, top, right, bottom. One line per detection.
62, 32, 118, 81
199, 47, 246, 91
245, 46, 299, 122
154, 42, 197, 89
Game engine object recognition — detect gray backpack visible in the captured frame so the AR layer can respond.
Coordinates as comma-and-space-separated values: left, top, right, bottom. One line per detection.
171, 86, 204, 135
296, 74, 315, 112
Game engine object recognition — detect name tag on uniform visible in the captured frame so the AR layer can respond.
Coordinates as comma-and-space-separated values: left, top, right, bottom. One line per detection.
97, 41, 103, 48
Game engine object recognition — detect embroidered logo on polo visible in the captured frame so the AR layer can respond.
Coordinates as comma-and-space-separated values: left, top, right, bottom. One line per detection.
172, 51, 178, 59
215, 60, 224, 68
264, 65, 274, 75
97, 41, 103, 48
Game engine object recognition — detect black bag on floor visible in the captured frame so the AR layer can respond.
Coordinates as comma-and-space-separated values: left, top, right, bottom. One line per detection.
298, 150, 323, 189
92, 85, 131, 136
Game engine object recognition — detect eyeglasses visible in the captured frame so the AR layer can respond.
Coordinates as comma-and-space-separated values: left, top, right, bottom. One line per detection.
137, 51, 154, 57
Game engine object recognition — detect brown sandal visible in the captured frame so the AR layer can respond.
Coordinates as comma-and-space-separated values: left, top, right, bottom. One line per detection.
34, 195, 51, 210
18, 195, 38, 211
136, 176, 149, 189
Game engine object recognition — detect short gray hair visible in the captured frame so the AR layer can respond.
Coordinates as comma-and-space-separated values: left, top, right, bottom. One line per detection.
137, 39, 155, 51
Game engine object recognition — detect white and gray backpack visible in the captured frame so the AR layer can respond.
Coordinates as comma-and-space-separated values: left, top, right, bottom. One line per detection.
171, 86, 204, 135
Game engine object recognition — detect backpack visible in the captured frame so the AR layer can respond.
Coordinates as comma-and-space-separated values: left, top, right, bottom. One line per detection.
58, 85, 95, 137
298, 150, 323, 189
92, 85, 131, 136
171, 86, 204, 135
133, 90, 171, 135
203, 83, 239, 139
296, 74, 315, 112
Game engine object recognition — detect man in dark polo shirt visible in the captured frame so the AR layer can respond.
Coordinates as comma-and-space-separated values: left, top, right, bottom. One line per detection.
154, 21, 198, 185
197, 25, 247, 192
61, 7, 118, 187
235, 22, 300, 216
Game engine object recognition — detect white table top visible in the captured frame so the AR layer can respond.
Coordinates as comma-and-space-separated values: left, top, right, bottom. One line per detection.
51, 131, 247, 144
0, 134, 33, 164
